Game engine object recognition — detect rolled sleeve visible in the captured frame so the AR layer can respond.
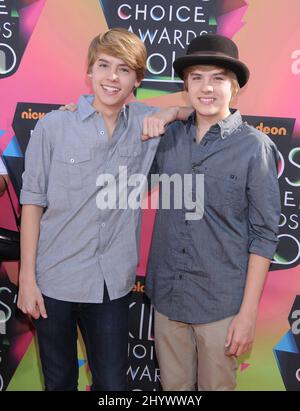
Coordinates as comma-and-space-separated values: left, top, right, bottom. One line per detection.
247, 141, 281, 259
20, 120, 51, 207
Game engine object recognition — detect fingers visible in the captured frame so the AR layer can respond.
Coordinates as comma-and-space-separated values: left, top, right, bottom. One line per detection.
225, 324, 238, 356
66, 103, 77, 112
30, 305, 41, 320
58, 103, 77, 112
18, 302, 40, 319
142, 117, 166, 140
226, 340, 253, 357
227, 340, 239, 357
225, 323, 234, 350
37, 297, 48, 319
17, 295, 47, 320
142, 118, 149, 139
158, 121, 165, 135
236, 342, 253, 357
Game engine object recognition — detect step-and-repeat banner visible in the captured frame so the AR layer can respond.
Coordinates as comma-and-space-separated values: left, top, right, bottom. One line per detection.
0, 0, 299, 391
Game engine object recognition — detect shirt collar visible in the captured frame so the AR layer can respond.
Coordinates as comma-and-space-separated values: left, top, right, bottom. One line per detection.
77, 94, 128, 125
186, 109, 243, 139
217, 109, 243, 139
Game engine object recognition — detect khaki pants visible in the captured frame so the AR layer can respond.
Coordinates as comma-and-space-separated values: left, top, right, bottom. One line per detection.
155, 310, 237, 391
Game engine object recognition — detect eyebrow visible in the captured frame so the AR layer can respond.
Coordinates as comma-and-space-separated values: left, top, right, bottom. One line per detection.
190, 70, 226, 76
97, 58, 129, 67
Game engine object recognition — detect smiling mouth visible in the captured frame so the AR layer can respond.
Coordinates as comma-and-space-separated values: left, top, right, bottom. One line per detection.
101, 85, 121, 94
198, 97, 216, 104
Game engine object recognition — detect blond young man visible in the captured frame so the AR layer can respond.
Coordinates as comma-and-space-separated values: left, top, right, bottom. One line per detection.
146, 34, 281, 390
17, 28, 188, 391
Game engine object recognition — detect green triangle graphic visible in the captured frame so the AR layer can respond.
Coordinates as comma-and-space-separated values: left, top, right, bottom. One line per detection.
11, 9, 19, 18
209, 17, 217, 26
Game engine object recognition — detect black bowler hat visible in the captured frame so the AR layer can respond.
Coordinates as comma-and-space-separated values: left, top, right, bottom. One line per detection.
173, 34, 250, 87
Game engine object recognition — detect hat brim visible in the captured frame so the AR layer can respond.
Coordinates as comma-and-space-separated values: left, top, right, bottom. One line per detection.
173, 55, 250, 88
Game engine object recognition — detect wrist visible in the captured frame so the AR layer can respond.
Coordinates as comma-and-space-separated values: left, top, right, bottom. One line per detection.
239, 305, 258, 319
19, 268, 36, 285
165, 106, 179, 122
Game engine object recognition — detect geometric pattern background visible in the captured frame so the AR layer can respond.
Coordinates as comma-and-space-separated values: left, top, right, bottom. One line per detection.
274, 296, 300, 390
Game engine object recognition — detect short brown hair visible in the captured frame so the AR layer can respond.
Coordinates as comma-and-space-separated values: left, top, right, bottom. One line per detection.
183, 65, 240, 99
87, 28, 147, 81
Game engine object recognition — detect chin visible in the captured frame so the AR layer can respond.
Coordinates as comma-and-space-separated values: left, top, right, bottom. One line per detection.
197, 108, 218, 116
101, 96, 122, 105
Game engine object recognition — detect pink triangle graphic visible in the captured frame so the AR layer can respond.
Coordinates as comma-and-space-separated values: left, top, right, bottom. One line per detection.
240, 362, 250, 372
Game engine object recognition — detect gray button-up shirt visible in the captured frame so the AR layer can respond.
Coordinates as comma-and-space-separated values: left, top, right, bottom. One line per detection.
20, 95, 159, 303
146, 110, 281, 324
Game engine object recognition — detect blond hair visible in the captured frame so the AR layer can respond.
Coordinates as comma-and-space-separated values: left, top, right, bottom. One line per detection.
183, 65, 240, 100
87, 28, 147, 81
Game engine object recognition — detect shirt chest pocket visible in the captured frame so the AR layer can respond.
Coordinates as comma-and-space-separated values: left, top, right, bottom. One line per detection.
204, 170, 244, 211
54, 148, 91, 190
118, 144, 143, 174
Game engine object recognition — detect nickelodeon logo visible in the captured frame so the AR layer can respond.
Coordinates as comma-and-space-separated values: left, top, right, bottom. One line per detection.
256, 122, 287, 136
132, 281, 144, 293
21, 108, 45, 120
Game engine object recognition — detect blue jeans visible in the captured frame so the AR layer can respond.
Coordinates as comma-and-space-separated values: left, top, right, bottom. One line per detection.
33, 285, 129, 391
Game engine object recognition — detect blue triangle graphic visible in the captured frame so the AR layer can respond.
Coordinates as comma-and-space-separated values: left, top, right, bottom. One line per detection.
274, 330, 299, 353
3, 136, 23, 158
78, 359, 87, 368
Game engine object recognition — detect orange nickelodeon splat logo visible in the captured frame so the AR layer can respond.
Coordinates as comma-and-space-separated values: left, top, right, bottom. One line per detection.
256, 122, 287, 136
132, 281, 145, 293
21, 108, 45, 120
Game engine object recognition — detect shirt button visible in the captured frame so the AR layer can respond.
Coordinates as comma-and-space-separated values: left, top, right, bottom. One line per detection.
185, 220, 189, 225
100, 254, 104, 259
179, 274, 183, 279
70, 158, 75, 163
100, 130, 105, 135
182, 248, 186, 254
101, 222, 105, 228
193, 138, 196, 143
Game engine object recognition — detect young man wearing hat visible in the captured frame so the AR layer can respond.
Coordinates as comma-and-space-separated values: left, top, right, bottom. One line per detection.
145, 34, 281, 390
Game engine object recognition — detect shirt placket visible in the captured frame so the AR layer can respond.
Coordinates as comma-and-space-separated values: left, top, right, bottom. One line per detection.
94, 112, 127, 299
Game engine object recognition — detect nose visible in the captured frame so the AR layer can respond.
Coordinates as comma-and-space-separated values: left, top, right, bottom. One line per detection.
108, 69, 118, 81
201, 80, 214, 93
201, 78, 214, 93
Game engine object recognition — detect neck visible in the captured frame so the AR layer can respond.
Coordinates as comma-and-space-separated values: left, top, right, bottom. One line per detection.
92, 98, 124, 137
93, 100, 122, 120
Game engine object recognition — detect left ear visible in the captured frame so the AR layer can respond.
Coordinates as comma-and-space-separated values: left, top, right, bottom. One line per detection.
135, 80, 141, 89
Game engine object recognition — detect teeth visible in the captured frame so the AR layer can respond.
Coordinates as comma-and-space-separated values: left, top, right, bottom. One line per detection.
102, 85, 120, 92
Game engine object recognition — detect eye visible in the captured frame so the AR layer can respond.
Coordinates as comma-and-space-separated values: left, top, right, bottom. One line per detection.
99, 63, 108, 68
214, 76, 225, 81
120, 67, 130, 73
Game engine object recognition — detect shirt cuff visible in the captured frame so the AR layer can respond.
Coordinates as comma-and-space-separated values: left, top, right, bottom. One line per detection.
248, 237, 278, 260
20, 189, 47, 207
